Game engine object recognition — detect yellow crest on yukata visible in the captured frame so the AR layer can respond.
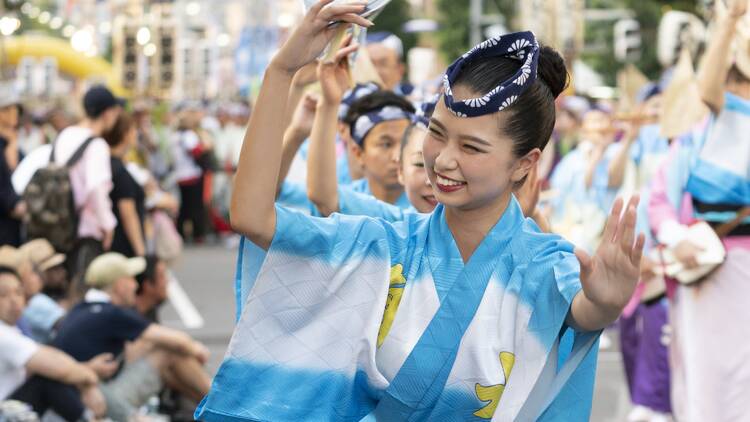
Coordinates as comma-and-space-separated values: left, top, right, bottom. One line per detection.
474, 352, 516, 419
377, 264, 406, 347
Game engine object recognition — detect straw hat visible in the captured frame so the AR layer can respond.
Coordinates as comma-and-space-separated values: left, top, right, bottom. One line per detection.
0, 246, 21, 270
659, 48, 709, 139
19, 239, 66, 272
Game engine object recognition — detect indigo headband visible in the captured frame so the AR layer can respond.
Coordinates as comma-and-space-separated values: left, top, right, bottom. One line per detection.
338, 82, 381, 120
442, 31, 539, 118
412, 95, 439, 129
351, 106, 413, 146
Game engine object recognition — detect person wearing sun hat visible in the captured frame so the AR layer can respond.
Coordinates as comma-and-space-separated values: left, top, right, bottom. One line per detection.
50, 252, 211, 421
16, 239, 69, 343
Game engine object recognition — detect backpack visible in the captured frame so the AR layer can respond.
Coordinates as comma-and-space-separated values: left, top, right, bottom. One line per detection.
24, 137, 95, 252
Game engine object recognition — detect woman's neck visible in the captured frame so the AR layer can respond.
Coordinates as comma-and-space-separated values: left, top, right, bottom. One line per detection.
368, 178, 404, 205
445, 192, 512, 263
111, 145, 128, 158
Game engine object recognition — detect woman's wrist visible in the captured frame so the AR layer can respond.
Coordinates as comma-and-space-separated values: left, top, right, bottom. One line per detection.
269, 57, 301, 78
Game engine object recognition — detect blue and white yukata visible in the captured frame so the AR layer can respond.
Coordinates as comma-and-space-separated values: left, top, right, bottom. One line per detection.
661, 92, 750, 420
346, 178, 412, 209
198, 198, 599, 421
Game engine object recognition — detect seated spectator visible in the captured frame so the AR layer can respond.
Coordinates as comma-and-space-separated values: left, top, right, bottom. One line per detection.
18, 240, 68, 343
135, 255, 169, 322
0, 264, 108, 421
51, 252, 211, 421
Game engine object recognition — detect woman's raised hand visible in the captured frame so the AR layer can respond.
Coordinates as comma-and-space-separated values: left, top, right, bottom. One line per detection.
271, 0, 372, 75
575, 196, 646, 313
318, 33, 357, 104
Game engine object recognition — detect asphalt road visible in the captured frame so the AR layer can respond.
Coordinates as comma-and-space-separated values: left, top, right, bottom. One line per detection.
162, 244, 631, 421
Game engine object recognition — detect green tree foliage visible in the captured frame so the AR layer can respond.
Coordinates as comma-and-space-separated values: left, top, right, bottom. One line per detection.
434, 0, 530, 63
435, 0, 471, 62
584, 0, 700, 85
371, 0, 418, 55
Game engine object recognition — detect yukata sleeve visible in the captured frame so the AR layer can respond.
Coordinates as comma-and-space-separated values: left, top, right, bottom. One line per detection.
522, 234, 599, 422
336, 186, 407, 222
200, 206, 401, 422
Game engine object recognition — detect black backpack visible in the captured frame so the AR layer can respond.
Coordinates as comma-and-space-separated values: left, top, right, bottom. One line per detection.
24, 137, 95, 252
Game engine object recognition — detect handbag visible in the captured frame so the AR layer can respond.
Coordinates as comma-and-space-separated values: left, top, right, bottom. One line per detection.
152, 210, 183, 263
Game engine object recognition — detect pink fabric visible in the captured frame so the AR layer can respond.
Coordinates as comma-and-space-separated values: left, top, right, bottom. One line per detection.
53, 126, 116, 241
648, 141, 750, 251
647, 143, 694, 234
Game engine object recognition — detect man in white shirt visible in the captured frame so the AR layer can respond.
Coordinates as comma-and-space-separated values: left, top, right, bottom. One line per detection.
0, 265, 109, 421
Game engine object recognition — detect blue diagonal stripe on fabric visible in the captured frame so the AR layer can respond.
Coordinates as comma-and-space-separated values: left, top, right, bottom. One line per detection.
373, 201, 522, 420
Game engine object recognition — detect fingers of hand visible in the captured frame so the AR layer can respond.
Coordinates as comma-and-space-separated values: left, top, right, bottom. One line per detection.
574, 247, 593, 277
604, 197, 624, 242
335, 42, 359, 63
619, 204, 637, 254
309, 0, 337, 15
319, 3, 368, 21
631, 233, 646, 268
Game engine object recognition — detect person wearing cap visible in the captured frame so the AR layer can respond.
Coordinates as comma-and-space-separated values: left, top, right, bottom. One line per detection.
0, 88, 26, 246
366, 31, 414, 97
53, 85, 123, 295
50, 252, 211, 421
0, 263, 109, 421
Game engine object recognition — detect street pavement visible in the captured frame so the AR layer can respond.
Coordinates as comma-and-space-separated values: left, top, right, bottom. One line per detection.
163, 244, 631, 421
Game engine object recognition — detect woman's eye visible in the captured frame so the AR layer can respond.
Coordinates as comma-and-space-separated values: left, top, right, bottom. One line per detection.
413, 162, 425, 168
428, 128, 444, 140
463, 144, 481, 153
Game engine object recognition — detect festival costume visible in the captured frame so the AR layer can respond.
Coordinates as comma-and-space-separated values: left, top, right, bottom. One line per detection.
648, 93, 750, 420
618, 124, 672, 414
198, 32, 600, 422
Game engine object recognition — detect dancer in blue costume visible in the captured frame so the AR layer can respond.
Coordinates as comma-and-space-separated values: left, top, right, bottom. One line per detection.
306, 51, 436, 220
197, 2, 644, 421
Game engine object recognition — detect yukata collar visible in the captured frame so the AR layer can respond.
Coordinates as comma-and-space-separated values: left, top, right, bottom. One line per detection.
442, 31, 539, 118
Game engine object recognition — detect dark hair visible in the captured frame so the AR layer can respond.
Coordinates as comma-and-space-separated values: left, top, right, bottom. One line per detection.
400, 121, 427, 160
728, 64, 750, 85
136, 255, 160, 295
344, 91, 416, 148
452, 45, 568, 158
0, 266, 20, 282
103, 112, 135, 148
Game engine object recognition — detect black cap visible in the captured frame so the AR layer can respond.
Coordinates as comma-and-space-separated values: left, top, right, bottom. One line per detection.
82, 85, 125, 118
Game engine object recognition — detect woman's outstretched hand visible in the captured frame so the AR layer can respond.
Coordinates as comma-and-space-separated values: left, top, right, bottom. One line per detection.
271, 0, 372, 76
572, 196, 645, 331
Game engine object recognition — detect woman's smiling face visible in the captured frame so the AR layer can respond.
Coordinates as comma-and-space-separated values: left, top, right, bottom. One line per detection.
423, 87, 534, 212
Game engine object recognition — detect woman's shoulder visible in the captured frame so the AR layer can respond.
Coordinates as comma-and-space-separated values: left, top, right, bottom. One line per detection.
512, 218, 576, 262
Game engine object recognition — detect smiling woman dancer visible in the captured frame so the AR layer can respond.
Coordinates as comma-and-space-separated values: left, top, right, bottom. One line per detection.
196, 1, 643, 421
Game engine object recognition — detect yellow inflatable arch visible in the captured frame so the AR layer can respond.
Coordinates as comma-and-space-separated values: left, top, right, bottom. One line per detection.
2, 35, 126, 96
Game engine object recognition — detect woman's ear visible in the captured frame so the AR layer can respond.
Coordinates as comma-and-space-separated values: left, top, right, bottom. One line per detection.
510, 148, 542, 184
351, 142, 365, 166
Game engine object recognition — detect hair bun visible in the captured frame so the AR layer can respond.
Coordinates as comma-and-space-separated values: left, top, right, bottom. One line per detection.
537, 45, 569, 99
